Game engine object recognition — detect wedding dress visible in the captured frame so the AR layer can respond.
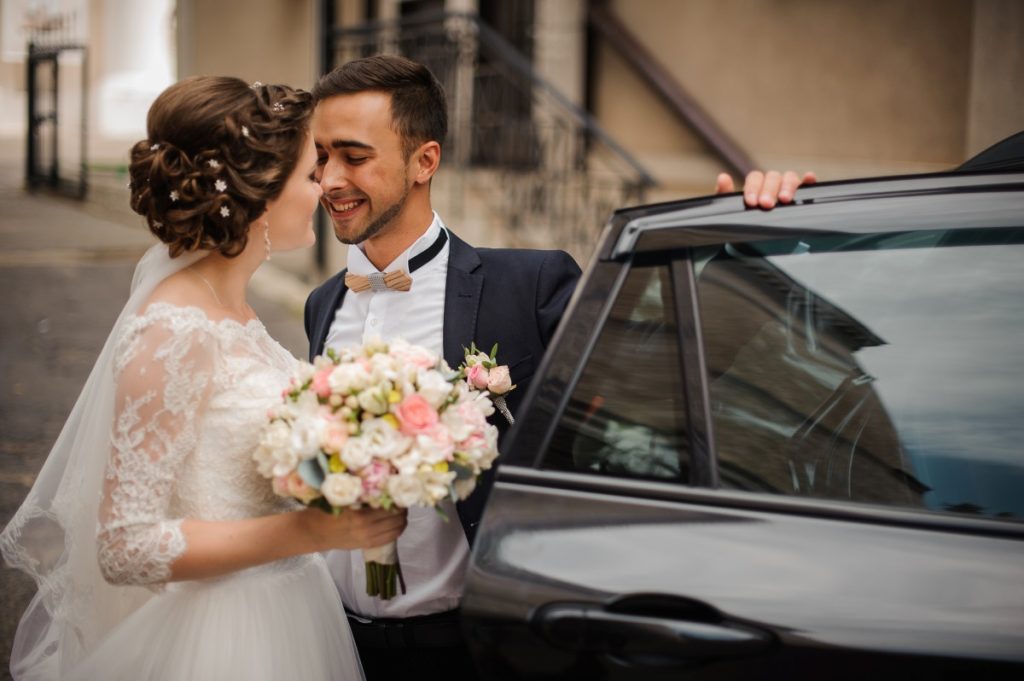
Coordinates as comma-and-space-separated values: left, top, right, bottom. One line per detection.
1, 245, 362, 681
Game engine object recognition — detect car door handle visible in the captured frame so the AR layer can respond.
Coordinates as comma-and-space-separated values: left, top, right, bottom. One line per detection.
533, 601, 773, 662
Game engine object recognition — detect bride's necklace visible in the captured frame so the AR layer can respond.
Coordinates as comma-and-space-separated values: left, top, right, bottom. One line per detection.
188, 269, 252, 319
190, 269, 226, 307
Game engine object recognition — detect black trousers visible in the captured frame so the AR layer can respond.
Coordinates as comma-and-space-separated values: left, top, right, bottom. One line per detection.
356, 640, 480, 681
347, 610, 480, 681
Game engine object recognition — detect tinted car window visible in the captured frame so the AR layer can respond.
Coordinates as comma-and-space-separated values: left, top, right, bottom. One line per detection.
695, 228, 1024, 521
542, 264, 690, 482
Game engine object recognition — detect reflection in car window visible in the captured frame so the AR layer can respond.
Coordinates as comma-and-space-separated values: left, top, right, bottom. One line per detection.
695, 228, 1024, 522
543, 264, 690, 482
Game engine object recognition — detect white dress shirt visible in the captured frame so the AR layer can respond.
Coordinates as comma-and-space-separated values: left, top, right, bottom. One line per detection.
324, 212, 471, 618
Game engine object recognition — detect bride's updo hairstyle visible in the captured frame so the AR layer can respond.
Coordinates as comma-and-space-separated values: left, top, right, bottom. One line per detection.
128, 76, 313, 258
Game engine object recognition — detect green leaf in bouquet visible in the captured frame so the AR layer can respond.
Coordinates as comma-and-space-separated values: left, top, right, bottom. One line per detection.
297, 458, 325, 490
490, 342, 498, 360
316, 451, 331, 476
435, 503, 451, 522
451, 462, 474, 481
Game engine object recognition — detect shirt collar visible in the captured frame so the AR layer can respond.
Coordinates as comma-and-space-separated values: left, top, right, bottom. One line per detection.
346, 212, 445, 277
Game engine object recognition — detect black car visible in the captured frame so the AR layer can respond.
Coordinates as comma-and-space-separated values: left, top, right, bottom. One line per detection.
461, 134, 1024, 679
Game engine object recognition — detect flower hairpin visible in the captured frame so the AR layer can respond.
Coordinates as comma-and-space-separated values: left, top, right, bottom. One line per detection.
272, 102, 285, 112
208, 159, 221, 169
150, 143, 160, 151
241, 126, 250, 138
250, 81, 263, 89
154, 221, 163, 228
214, 179, 227, 193
169, 191, 179, 202
220, 206, 231, 218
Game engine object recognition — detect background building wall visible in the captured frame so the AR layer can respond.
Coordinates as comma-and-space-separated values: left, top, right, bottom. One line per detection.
591, 0, 1022, 199
177, 0, 316, 88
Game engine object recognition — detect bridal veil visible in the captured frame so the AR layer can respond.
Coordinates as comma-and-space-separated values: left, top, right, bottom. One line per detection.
0, 244, 204, 680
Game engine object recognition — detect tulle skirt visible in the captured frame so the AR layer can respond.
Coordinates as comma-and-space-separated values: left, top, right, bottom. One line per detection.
65, 554, 362, 681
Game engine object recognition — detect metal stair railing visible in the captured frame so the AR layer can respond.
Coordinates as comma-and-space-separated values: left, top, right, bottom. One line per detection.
325, 10, 655, 257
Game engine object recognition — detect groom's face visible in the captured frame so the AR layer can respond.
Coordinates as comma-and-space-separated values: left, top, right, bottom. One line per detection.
312, 92, 415, 245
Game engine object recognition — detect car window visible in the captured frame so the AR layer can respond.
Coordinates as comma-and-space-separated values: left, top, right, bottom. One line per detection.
542, 263, 690, 482
695, 228, 1024, 522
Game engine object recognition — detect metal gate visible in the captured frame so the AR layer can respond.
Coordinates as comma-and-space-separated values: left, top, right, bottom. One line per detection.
26, 42, 88, 199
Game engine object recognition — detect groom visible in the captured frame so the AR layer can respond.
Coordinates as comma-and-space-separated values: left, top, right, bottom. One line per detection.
304, 55, 809, 680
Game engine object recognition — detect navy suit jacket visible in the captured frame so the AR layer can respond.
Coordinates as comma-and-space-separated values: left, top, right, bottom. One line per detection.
304, 230, 581, 544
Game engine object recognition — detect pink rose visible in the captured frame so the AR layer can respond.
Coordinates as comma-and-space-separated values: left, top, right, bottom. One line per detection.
312, 368, 333, 398
360, 460, 391, 495
486, 365, 513, 395
466, 364, 490, 390
395, 394, 439, 436
322, 422, 349, 454
285, 471, 321, 504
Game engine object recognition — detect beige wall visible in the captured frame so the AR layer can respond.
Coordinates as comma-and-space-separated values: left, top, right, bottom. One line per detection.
967, 0, 1024, 156
592, 0, 1022, 187
177, 0, 317, 89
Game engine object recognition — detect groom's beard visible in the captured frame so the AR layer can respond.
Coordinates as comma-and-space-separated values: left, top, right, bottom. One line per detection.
333, 187, 410, 246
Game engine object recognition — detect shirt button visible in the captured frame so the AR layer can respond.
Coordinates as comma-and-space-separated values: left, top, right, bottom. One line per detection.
369, 318, 379, 327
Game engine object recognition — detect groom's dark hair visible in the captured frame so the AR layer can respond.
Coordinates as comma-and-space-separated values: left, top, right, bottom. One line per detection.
312, 54, 448, 160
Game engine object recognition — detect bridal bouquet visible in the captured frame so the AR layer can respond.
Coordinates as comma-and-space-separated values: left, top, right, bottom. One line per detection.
254, 338, 503, 599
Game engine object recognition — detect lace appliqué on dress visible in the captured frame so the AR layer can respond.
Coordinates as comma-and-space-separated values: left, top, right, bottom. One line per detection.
97, 305, 216, 586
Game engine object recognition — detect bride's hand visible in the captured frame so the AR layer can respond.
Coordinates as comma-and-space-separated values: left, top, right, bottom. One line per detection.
300, 506, 408, 551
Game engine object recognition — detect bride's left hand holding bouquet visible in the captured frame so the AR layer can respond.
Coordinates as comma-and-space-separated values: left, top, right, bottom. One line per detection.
253, 337, 500, 599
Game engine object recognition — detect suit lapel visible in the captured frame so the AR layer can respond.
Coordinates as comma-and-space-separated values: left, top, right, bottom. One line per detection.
442, 232, 483, 370
311, 270, 348, 360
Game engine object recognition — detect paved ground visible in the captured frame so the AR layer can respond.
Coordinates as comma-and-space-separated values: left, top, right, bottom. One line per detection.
0, 153, 316, 679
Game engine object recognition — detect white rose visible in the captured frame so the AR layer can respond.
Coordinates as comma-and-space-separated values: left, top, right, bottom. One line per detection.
423, 468, 456, 503
328, 363, 371, 395
289, 415, 325, 460
260, 420, 291, 452
368, 353, 398, 382
416, 369, 453, 408
270, 447, 299, 478
293, 361, 317, 385
363, 335, 388, 355
391, 448, 424, 476
253, 446, 275, 477
411, 432, 453, 466
464, 352, 489, 367
452, 476, 477, 500
294, 389, 321, 415
387, 474, 427, 508
360, 418, 412, 460
341, 436, 374, 471
441, 408, 473, 442
470, 392, 496, 418
357, 386, 390, 415
321, 473, 363, 507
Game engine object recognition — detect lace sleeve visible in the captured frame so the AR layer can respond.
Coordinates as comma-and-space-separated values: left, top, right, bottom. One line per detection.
97, 309, 217, 586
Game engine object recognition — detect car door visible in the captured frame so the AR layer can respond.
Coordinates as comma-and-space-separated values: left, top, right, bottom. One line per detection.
461, 199, 1024, 680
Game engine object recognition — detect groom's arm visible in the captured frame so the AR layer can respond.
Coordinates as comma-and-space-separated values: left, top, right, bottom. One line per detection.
535, 250, 582, 347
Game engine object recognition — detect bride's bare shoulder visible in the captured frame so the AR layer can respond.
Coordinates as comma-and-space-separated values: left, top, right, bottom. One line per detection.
137, 271, 216, 317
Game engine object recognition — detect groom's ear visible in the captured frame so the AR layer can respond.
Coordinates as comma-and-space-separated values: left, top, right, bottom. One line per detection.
411, 140, 441, 186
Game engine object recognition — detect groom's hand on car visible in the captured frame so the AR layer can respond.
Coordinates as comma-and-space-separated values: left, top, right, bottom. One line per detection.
716, 170, 817, 209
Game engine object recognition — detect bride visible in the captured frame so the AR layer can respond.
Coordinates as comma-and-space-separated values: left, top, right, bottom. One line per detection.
0, 76, 405, 680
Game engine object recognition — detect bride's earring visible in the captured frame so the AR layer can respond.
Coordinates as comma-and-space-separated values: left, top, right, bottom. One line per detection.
263, 222, 272, 261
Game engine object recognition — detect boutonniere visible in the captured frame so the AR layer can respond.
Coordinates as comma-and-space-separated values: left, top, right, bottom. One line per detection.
459, 342, 516, 425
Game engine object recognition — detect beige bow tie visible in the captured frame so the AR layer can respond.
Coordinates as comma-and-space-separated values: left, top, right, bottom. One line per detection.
343, 228, 449, 294
344, 270, 413, 293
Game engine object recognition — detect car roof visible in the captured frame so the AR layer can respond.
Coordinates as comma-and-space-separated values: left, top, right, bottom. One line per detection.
604, 169, 1024, 259
957, 130, 1024, 172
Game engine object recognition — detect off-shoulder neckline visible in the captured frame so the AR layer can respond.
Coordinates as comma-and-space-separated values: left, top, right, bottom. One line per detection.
130, 301, 266, 333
